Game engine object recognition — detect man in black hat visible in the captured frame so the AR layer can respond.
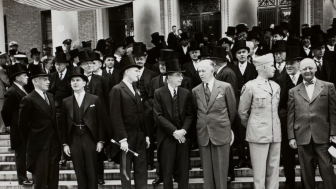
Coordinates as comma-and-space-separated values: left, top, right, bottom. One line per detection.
124, 36, 135, 55
29, 48, 42, 66
218, 37, 234, 63
82, 41, 92, 51
182, 40, 202, 89
324, 28, 336, 62
310, 34, 336, 86
274, 46, 303, 189
272, 26, 285, 42
110, 55, 150, 189
153, 58, 194, 189
2, 64, 32, 186
230, 40, 258, 169
19, 64, 61, 189
147, 32, 163, 67
61, 67, 105, 189
225, 26, 236, 43
9, 41, 26, 55
178, 32, 191, 65
102, 51, 120, 91
42, 45, 53, 60
236, 24, 248, 40
247, 31, 264, 58
272, 40, 287, 79
63, 39, 72, 60
167, 25, 179, 50
300, 27, 313, 58
331, 18, 336, 29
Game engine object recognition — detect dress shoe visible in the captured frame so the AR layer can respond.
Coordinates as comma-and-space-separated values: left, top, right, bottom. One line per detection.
227, 176, 235, 183
22, 180, 33, 186
98, 179, 105, 185
147, 164, 155, 171
152, 177, 163, 186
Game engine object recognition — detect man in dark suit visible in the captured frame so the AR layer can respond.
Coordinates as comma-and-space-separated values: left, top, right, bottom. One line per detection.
182, 40, 202, 89
287, 58, 336, 189
132, 43, 158, 170
275, 46, 303, 189
2, 64, 32, 186
19, 64, 61, 189
300, 27, 313, 58
29, 48, 42, 66
61, 67, 105, 189
153, 59, 193, 189
178, 32, 191, 66
110, 56, 150, 189
147, 32, 163, 67
102, 52, 120, 91
324, 28, 336, 62
231, 40, 258, 169
167, 26, 179, 51
192, 60, 236, 189
272, 40, 287, 79
310, 34, 336, 86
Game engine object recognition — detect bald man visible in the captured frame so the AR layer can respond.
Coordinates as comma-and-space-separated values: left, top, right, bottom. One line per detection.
192, 60, 236, 189
287, 58, 336, 189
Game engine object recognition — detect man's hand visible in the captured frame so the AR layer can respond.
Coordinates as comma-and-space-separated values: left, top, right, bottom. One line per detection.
63, 145, 71, 156
120, 141, 129, 152
230, 130, 234, 146
173, 130, 186, 140
330, 136, 336, 143
289, 139, 297, 149
96, 142, 104, 152
146, 137, 150, 148
177, 136, 186, 143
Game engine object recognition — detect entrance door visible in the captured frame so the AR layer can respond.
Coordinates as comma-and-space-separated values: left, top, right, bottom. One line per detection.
258, 0, 300, 36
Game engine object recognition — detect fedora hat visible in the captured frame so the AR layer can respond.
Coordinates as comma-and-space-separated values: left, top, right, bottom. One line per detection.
29, 64, 49, 79
301, 27, 311, 39
95, 39, 106, 55
67, 67, 88, 82
236, 24, 248, 34
331, 18, 336, 27
179, 32, 189, 41
132, 42, 147, 57
232, 40, 250, 54
151, 32, 160, 44
77, 50, 92, 65
55, 52, 69, 64
272, 41, 287, 52
7, 63, 28, 80
30, 48, 40, 58
55, 46, 63, 53
120, 55, 142, 75
212, 46, 227, 60
158, 49, 174, 62
286, 46, 303, 62
225, 26, 236, 36
124, 36, 135, 47
310, 34, 325, 49
189, 40, 200, 51
164, 59, 184, 75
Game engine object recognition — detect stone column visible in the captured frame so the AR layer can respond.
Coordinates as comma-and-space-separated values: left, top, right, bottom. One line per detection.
133, 0, 161, 47
300, 0, 311, 27
228, 0, 258, 28
323, 0, 336, 31
96, 9, 110, 40
221, 0, 229, 37
0, 0, 5, 53
51, 10, 79, 54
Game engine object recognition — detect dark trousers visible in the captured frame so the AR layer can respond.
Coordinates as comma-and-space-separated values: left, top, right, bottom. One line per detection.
159, 137, 190, 189
120, 130, 147, 189
298, 139, 336, 189
233, 116, 250, 162
14, 141, 28, 184
32, 131, 61, 189
97, 152, 104, 181
281, 138, 296, 188
56, 107, 68, 162
70, 126, 98, 189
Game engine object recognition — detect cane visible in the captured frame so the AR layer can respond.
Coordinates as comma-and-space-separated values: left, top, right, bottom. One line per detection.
111, 139, 139, 157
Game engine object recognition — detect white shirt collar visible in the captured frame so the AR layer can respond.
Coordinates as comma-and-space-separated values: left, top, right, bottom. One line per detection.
204, 77, 215, 92
291, 71, 301, 79
33, 60, 39, 65
314, 58, 323, 65
74, 90, 85, 106
35, 88, 46, 100
106, 67, 114, 73
58, 68, 67, 76
303, 77, 316, 86
74, 90, 85, 98
167, 84, 178, 97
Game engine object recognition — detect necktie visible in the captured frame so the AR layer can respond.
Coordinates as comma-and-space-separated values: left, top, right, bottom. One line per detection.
292, 75, 296, 84
43, 92, 50, 106
315, 60, 322, 70
173, 89, 177, 100
205, 83, 211, 105
59, 73, 63, 80
109, 69, 112, 74
305, 80, 314, 87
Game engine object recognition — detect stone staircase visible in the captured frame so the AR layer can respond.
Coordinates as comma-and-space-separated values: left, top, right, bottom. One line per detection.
0, 135, 330, 188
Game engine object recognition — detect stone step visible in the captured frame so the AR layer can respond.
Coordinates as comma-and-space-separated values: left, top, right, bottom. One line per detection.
0, 135, 10, 140
0, 141, 10, 147
0, 177, 327, 189
0, 148, 14, 154
0, 165, 332, 181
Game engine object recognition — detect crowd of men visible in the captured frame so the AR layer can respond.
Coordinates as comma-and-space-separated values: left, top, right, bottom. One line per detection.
1, 18, 336, 189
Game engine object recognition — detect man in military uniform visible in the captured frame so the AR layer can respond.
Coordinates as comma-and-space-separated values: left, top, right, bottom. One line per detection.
238, 53, 281, 189
63, 39, 72, 60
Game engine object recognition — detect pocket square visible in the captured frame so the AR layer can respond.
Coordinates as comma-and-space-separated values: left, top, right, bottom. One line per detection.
216, 94, 224, 99
90, 104, 95, 107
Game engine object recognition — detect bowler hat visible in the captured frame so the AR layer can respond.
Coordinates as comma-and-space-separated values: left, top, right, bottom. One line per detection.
151, 32, 160, 44
327, 28, 336, 38
95, 39, 106, 55
232, 40, 250, 54
132, 42, 147, 57
55, 46, 63, 53
225, 26, 236, 36
7, 63, 28, 80
272, 41, 287, 52
55, 52, 69, 64
236, 24, 248, 34
124, 36, 135, 47
189, 40, 200, 51
63, 39, 72, 45
179, 32, 189, 41
77, 50, 92, 65
164, 59, 184, 75
212, 46, 227, 60
30, 48, 40, 58
272, 26, 285, 36
158, 49, 174, 62
29, 64, 49, 79
331, 18, 336, 26
119, 55, 142, 75
310, 34, 325, 49
286, 46, 303, 62
67, 67, 88, 82
301, 27, 311, 39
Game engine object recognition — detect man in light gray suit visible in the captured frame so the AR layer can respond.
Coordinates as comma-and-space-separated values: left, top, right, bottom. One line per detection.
192, 60, 236, 189
287, 58, 336, 189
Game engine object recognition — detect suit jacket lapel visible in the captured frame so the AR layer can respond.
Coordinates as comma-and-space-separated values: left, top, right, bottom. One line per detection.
178, 87, 185, 115
324, 59, 331, 80
207, 80, 220, 111
310, 79, 323, 103
245, 63, 253, 80
69, 96, 74, 120
91, 75, 97, 94
159, 75, 164, 87
298, 83, 310, 102
120, 81, 136, 102
47, 93, 56, 117
31, 91, 52, 117
83, 93, 92, 113
162, 86, 173, 119
196, 85, 207, 109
